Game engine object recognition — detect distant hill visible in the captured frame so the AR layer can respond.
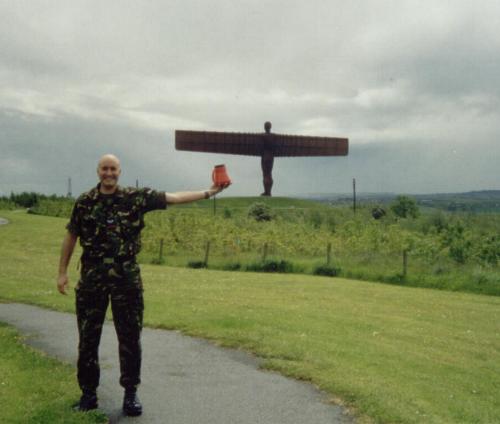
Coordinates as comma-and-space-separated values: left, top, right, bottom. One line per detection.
300, 190, 500, 213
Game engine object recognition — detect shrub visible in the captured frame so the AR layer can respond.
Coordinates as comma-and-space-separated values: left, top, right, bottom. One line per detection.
222, 262, 241, 271
326, 213, 336, 233
371, 207, 386, 220
478, 235, 500, 266
245, 260, 296, 273
0, 199, 16, 210
432, 264, 449, 275
390, 196, 419, 219
384, 273, 406, 284
187, 260, 207, 269
307, 210, 323, 229
9, 191, 40, 208
248, 202, 273, 222
449, 241, 471, 264
313, 265, 340, 277
426, 212, 448, 233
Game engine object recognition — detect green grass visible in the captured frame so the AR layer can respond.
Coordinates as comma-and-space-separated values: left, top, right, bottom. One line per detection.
0, 322, 107, 423
1, 210, 500, 423
176, 196, 332, 210
29, 196, 500, 296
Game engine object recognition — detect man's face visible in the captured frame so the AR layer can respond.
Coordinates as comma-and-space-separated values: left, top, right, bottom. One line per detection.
97, 156, 121, 190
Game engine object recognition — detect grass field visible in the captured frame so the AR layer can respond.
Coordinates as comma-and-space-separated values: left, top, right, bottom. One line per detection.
29, 195, 500, 296
1, 210, 500, 423
0, 322, 107, 423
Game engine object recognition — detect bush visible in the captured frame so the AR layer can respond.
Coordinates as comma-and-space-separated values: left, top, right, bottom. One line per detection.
187, 260, 207, 269
432, 264, 449, 275
390, 196, 419, 219
371, 207, 386, 220
326, 213, 336, 233
0, 199, 16, 210
9, 192, 40, 208
449, 241, 471, 264
222, 262, 241, 271
248, 202, 273, 222
478, 235, 500, 266
313, 265, 340, 277
384, 273, 407, 284
245, 260, 296, 273
151, 257, 166, 265
307, 210, 323, 229
426, 212, 448, 233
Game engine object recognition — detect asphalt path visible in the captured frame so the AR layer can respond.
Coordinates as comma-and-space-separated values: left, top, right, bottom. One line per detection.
0, 303, 354, 424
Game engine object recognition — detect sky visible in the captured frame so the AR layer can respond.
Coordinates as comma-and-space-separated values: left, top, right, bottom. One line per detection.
1, 0, 499, 197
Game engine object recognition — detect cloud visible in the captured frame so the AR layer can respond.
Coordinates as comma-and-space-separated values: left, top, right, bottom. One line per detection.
1, 1, 499, 197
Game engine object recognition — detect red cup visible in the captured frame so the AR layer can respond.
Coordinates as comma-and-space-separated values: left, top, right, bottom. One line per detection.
212, 164, 231, 187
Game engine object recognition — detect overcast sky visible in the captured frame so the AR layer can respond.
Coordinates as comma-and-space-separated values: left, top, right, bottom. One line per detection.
1, 0, 499, 197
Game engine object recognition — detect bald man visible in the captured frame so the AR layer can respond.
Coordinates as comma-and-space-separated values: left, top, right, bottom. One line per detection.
57, 154, 229, 415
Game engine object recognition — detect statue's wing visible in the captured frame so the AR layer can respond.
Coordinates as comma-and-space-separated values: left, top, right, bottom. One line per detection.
175, 130, 264, 156
175, 130, 348, 157
272, 134, 348, 157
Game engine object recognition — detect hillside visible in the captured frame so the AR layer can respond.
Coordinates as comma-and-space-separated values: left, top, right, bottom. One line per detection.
1, 210, 499, 424
306, 190, 500, 212
13, 194, 500, 297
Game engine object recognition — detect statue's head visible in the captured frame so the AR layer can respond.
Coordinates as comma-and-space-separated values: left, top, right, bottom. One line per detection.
264, 121, 272, 133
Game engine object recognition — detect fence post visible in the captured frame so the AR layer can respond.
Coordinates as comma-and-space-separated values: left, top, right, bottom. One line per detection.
262, 242, 268, 262
159, 238, 164, 263
403, 249, 408, 278
327, 242, 332, 265
204, 241, 211, 266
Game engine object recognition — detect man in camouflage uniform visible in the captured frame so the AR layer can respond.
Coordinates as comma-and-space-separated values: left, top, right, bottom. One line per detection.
57, 154, 228, 416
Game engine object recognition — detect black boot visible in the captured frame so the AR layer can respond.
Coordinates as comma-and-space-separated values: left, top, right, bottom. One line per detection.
74, 390, 98, 411
123, 389, 142, 416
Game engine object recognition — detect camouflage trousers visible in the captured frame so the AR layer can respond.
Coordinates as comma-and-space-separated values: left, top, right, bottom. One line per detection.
75, 259, 144, 392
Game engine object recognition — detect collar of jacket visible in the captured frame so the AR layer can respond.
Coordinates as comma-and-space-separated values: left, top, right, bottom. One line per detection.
89, 183, 126, 201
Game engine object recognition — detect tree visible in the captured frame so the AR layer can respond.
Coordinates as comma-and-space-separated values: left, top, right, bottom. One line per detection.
390, 195, 419, 219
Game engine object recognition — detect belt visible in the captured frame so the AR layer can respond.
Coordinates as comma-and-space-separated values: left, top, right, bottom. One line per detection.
81, 255, 136, 265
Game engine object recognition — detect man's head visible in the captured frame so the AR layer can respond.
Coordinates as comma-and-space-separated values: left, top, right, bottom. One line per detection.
97, 154, 121, 193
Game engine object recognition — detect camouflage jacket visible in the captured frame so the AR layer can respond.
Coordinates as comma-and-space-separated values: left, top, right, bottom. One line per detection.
67, 184, 167, 259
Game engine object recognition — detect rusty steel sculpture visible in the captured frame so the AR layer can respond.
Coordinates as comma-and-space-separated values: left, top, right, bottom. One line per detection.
175, 122, 348, 196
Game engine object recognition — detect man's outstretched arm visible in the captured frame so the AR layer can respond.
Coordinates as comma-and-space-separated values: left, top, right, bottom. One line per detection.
57, 231, 78, 295
165, 183, 229, 205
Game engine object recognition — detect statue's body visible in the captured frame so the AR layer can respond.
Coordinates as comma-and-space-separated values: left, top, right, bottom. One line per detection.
175, 122, 348, 196
261, 122, 274, 196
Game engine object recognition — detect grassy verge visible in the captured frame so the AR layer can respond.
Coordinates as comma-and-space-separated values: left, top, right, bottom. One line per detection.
1, 211, 500, 423
140, 249, 500, 296
0, 322, 107, 423
28, 196, 500, 296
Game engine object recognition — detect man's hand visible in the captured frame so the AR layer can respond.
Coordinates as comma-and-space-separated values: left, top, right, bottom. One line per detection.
208, 182, 231, 196
57, 274, 70, 295
58, 231, 77, 294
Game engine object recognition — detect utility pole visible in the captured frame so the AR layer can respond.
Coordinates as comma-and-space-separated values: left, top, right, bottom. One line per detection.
67, 177, 72, 198
353, 178, 357, 213
136, 179, 139, 189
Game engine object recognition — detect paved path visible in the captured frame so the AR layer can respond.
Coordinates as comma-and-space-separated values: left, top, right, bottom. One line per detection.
0, 303, 353, 424
0, 217, 8, 225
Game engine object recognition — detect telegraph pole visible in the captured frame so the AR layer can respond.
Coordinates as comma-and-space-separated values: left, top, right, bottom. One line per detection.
67, 177, 72, 198
353, 178, 357, 213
